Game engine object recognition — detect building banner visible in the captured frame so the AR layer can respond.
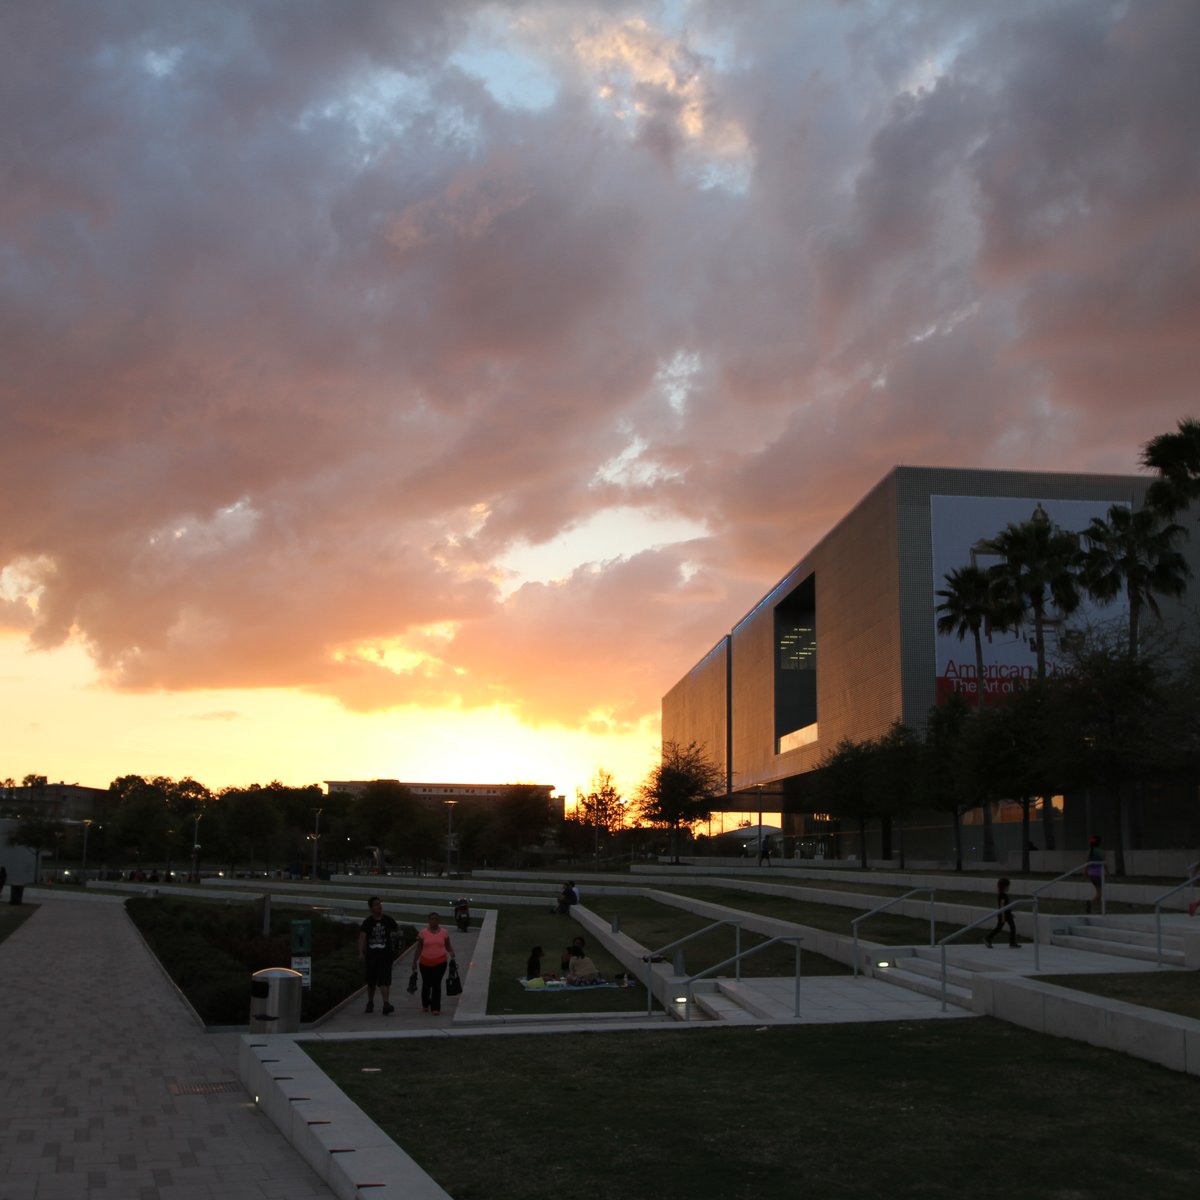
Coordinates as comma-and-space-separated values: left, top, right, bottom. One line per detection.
929, 494, 1129, 707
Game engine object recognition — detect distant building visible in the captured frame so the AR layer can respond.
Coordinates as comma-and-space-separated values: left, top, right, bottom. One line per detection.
0, 780, 111, 821
325, 780, 565, 820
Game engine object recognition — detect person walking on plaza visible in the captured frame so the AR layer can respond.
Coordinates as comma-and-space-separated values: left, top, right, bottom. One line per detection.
358, 896, 399, 1015
412, 911, 455, 1015
984, 877, 1020, 949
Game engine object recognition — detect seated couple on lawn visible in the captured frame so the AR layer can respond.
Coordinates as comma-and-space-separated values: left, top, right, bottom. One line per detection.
525, 939, 605, 987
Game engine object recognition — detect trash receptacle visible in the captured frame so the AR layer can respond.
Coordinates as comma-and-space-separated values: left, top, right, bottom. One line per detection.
249, 967, 303, 1033
9, 884, 24, 905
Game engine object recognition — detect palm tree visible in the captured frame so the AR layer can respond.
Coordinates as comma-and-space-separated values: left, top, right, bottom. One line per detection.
980, 508, 1084, 852
980, 508, 1083, 682
1141, 417, 1200, 516
936, 565, 1017, 709
936, 564, 1015, 860
1080, 504, 1190, 654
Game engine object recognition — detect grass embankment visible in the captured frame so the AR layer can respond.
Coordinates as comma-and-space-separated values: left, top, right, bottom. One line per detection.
306, 1018, 1200, 1200
668, 880, 1147, 919
0, 901, 35, 947
126, 895, 407, 1024
1041, 971, 1200, 1021
487, 895, 856, 1016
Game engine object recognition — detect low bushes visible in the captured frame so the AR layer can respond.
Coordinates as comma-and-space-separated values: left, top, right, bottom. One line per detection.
125, 895, 406, 1025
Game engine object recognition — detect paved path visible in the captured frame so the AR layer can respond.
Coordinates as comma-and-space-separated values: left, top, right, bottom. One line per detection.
0, 891, 334, 1200
315, 925, 480, 1035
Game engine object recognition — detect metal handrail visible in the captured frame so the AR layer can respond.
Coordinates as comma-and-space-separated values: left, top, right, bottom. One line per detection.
678, 935, 805, 1020
642, 920, 743, 1016
1152, 869, 1200, 968
936, 900, 1035, 1011
850, 888, 936, 977
1031, 860, 1107, 918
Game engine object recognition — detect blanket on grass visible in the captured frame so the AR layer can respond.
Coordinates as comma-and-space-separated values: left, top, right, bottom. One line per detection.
518, 977, 633, 991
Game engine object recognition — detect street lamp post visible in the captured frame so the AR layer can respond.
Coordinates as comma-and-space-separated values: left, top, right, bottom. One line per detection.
756, 784, 764, 864
191, 812, 203, 882
310, 808, 323, 880
444, 800, 458, 876
81, 818, 93, 882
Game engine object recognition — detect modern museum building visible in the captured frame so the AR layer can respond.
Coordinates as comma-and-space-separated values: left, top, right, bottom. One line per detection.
661, 465, 1200, 865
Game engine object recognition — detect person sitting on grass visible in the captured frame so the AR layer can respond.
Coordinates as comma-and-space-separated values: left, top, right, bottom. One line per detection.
560, 934, 586, 973
565, 947, 603, 986
526, 945, 544, 980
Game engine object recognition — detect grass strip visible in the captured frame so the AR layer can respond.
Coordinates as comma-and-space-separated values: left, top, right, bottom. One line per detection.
305, 1019, 1200, 1200
1040, 969, 1200, 1021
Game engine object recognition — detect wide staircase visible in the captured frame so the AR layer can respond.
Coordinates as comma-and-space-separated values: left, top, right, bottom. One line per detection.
1047, 915, 1187, 966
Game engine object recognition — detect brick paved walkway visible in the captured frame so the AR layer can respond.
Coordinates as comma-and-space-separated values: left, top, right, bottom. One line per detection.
0, 891, 334, 1200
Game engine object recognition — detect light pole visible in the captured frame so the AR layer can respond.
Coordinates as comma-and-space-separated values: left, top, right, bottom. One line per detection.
191, 812, 202, 882
444, 800, 458, 876
310, 808, 323, 880
756, 784, 764, 864
81, 818, 93, 882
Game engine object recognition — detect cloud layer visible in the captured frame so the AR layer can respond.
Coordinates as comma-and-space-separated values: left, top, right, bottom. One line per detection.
3, 0, 1199, 730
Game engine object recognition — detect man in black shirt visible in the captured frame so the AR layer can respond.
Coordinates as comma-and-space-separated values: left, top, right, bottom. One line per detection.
358, 895, 399, 1014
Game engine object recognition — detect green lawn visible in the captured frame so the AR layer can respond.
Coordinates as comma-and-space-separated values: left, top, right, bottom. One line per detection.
305, 1019, 1200, 1200
1041, 970, 1200, 1020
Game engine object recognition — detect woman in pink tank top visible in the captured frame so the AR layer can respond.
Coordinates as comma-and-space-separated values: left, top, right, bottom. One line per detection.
411, 912, 455, 1014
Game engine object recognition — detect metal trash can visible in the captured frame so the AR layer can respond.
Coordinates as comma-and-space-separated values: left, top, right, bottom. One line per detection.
249, 967, 303, 1034
9, 884, 24, 905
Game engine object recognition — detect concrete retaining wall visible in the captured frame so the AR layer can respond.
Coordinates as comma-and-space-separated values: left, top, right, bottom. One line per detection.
971, 974, 1200, 1077
238, 1037, 452, 1200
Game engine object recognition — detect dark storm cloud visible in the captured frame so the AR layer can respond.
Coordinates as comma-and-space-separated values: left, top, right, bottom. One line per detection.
2, 0, 1198, 726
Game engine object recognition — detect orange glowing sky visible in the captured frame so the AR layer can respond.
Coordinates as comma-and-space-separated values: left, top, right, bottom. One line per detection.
3, 2, 1199, 805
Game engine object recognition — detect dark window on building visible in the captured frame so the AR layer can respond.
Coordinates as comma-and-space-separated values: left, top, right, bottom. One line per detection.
775, 575, 816, 744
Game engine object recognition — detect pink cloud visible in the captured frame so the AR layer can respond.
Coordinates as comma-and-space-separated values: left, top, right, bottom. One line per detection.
2, 0, 1198, 735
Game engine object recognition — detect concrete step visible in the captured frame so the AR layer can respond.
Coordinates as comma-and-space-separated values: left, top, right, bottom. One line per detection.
901, 950, 978, 988
879, 965, 973, 1008
692, 988, 762, 1024
1063, 922, 1182, 951
664, 994, 716, 1022
1050, 931, 1184, 966
713, 979, 799, 1022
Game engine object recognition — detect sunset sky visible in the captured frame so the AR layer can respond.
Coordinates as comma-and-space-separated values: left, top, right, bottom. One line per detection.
3, 1, 1199, 807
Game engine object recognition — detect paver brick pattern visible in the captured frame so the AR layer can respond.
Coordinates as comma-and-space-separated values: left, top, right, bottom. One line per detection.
0, 893, 335, 1200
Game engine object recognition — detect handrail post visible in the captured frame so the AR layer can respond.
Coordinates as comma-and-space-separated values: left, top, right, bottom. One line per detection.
939, 943, 947, 1012
794, 940, 802, 1018
1100, 862, 1107, 916
929, 893, 935, 947
1033, 895, 1040, 971
853, 928, 859, 978
736, 923, 742, 982
1155, 903, 1163, 968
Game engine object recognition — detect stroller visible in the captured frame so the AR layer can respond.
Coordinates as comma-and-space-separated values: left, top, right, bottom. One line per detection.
453, 898, 471, 933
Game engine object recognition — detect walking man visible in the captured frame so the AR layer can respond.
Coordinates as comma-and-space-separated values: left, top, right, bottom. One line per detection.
358, 895, 399, 1015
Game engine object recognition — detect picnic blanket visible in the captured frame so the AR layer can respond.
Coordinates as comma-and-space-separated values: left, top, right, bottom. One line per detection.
518, 977, 633, 991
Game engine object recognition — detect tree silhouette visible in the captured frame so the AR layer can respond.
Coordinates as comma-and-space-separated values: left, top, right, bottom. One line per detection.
1081, 503, 1190, 653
